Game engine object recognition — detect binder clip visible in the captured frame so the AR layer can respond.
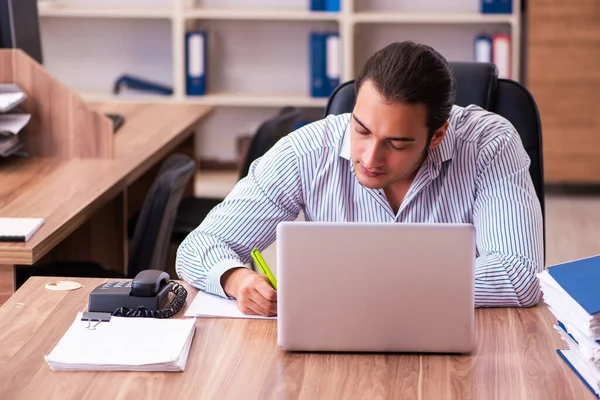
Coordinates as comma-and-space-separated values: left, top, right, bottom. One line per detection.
81, 312, 111, 330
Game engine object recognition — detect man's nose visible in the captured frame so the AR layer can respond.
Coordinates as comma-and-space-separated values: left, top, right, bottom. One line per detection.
363, 142, 381, 167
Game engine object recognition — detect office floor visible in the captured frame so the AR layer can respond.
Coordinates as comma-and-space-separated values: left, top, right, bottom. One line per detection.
0, 191, 599, 307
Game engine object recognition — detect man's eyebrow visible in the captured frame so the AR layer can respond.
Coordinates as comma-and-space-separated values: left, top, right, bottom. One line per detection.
352, 114, 371, 133
352, 114, 415, 142
386, 136, 415, 143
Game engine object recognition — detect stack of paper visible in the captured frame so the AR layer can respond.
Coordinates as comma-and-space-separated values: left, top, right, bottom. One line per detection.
0, 83, 30, 159
45, 312, 196, 372
538, 255, 600, 397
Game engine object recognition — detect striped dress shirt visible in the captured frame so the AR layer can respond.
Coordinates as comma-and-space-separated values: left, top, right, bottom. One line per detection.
176, 105, 544, 307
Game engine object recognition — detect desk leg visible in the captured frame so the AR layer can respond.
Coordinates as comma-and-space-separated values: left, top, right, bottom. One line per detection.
38, 193, 127, 276
0, 264, 15, 305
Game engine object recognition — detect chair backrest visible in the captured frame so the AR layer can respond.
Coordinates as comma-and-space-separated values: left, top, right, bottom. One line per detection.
127, 153, 195, 277
238, 106, 301, 179
323, 62, 545, 220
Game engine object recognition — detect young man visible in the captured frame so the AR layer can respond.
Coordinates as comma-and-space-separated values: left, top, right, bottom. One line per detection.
176, 41, 544, 317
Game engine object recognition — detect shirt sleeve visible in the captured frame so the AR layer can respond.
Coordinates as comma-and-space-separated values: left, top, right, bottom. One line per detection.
175, 135, 304, 298
472, 123, 544, 307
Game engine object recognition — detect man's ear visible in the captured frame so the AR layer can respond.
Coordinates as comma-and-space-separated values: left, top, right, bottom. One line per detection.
429, 121, 449, 150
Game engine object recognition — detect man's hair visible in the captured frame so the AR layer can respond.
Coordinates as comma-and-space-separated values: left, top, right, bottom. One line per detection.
355, 41, 456, 139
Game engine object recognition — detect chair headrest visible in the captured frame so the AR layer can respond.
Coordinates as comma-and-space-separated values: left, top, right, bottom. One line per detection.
325, 63, 499, 116
449, 62, 498, 110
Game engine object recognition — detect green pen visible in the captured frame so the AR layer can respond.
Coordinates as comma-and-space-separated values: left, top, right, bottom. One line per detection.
251, 248, 278, 290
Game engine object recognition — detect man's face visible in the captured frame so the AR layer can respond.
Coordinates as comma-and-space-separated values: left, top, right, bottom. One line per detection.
350, 80, 447, 190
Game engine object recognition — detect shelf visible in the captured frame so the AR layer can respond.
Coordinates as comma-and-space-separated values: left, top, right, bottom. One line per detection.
183, 8, 340, 21
79, 91, 329, 108
184, 93, 329, 108
38, 3, 172, 19
79, 91, 172, 103
353, 12, 516, 24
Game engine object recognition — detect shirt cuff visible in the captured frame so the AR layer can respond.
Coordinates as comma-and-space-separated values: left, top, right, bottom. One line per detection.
205, 258, 247, 299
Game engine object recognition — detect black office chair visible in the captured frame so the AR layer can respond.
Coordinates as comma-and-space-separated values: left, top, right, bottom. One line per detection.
14, 153, 196, 288
325, 62, 545, 220
170, 106, 301, 243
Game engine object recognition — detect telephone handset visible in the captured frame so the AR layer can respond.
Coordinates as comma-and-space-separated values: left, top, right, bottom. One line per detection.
131, 270, 170, 297
88, 270, 187, 318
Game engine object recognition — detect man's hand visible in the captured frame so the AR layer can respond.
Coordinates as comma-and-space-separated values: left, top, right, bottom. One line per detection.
221, 268, 277, 317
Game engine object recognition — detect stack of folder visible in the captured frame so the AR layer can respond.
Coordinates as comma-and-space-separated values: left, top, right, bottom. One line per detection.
538, 255, 600, 398
474, 34, 511, 79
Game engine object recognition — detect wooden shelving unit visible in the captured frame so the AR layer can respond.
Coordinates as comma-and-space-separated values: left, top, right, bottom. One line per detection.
37, 0, 521, 173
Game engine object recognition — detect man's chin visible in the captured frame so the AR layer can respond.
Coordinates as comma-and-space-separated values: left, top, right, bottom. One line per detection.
356, 174, 386, 190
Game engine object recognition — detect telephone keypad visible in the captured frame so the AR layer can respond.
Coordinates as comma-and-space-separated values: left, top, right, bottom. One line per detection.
100, 281, 131, 289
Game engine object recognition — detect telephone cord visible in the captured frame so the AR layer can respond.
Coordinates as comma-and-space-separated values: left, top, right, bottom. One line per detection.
111, 281, 188, 318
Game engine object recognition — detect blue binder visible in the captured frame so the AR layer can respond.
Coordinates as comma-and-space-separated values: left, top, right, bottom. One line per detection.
481, 0, 512, 14
325, 0, 340, 12
474, 35, 492, 63
325, 33, 340, 95
113, 74, 173, 95
310, 0, 325, 11
185, 31, 207, 96
548, 255, 600, 315
557, 350, 600, 399
310, 33, 327, 98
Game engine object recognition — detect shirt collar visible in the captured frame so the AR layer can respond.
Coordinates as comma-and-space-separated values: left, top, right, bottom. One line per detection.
426, 122, 455, 171
340, 121, 352, 160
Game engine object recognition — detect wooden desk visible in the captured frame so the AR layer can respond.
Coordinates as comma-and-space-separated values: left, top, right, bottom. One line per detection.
0, 103, 212, 285
0, 277, 594, 400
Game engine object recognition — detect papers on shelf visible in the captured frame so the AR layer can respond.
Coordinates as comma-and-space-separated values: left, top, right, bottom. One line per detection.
0, 114, 31, 135
0, 84, 26, 113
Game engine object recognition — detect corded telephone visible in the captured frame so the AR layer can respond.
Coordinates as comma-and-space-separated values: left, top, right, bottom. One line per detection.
88, 270, 187, 318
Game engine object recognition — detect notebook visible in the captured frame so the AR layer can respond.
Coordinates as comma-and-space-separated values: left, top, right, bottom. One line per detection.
45, 312, 197, 372
185, 290, 275, 319
0, 218, 44, 242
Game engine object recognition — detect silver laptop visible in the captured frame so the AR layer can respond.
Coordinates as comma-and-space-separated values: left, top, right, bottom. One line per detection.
276, 221, 476, 353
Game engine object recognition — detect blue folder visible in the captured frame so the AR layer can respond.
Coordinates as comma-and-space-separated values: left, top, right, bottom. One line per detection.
310, 33, 327, 98
185, 31, 207, 96
325, 0, 340, 12
557, 350, 600, 398
310, 0, 325, 11
480, 0, 512, 14
548, 255, 600, 315
325, 33, 340, 95
113, 75, 173, 95
474, 35, 492, 63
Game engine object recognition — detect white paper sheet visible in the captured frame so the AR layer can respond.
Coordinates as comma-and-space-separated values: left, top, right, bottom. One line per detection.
185, 290, 276, 319
0, 84, 26, 113
0, 114, 31, 135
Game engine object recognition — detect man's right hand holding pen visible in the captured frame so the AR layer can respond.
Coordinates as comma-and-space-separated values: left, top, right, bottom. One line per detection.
222, 268, 277, 317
